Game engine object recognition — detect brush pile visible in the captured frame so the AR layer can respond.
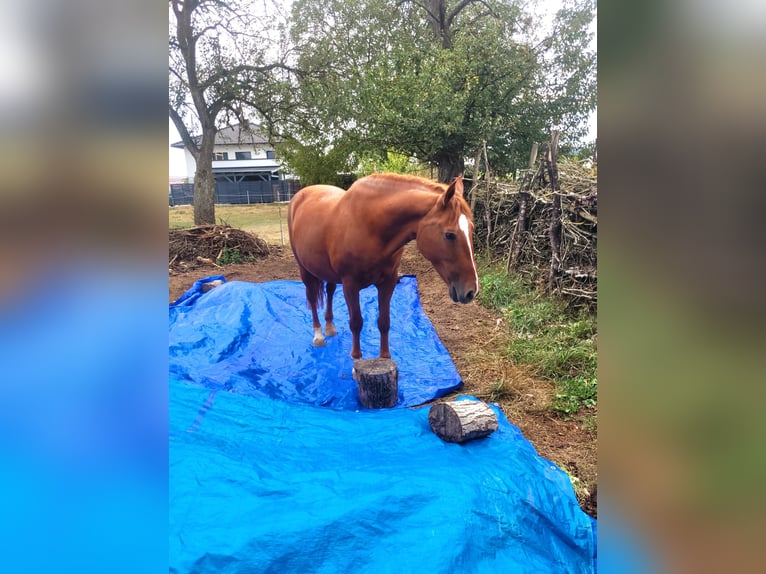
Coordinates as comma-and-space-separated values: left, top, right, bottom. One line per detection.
169, 224, 271, 271
470, 153, 597, 306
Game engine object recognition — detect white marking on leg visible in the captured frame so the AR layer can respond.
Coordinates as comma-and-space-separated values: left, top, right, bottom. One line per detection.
312, 326, 326, 347
458, 213, 480, 294
325, 322, 337, 337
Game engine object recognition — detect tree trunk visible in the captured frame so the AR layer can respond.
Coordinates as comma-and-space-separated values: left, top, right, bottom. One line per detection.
424, 0, 452, 49
193, 136, 216, 225
436, 150, 464, 184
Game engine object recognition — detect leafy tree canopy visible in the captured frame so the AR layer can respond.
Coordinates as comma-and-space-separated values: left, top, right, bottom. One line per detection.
281, 0, 596, 182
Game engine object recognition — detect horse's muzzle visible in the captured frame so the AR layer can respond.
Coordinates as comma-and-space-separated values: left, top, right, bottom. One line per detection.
449, 285, 475, 304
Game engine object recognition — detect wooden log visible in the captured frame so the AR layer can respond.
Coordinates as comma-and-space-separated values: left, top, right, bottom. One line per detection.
428, 400, 499, 443
353, 358, 399, 408
201, 279, 225, 292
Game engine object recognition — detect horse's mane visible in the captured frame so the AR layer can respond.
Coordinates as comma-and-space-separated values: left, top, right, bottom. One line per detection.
363, 173, 447, 194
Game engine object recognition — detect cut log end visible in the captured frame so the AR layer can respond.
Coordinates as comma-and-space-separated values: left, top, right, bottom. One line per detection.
354, 358, 398, 409
201, 279, 225, 292
428, 400, 499, 443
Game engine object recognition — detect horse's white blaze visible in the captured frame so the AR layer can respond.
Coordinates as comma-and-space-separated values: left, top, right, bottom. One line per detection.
458, 214, 479, 294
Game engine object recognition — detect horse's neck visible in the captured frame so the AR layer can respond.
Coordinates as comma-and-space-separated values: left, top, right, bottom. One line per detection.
374, 187, 439, 249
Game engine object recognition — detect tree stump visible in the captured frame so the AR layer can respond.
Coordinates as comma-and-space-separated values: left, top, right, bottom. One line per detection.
428, 400, 499, 443
353, 358, 399, 408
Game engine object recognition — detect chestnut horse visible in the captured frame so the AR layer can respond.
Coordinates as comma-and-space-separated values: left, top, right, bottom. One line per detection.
287, 173, 479, 359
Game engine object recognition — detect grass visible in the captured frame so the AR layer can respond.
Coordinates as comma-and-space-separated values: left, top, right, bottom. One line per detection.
477, 263, 597, 420
169, 204, 290, 246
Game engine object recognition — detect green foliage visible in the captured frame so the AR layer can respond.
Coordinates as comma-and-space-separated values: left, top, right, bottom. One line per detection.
476, 267, 523, 310
217, 247, 244, 265
478, 264, 597, 417
560, 140, 596, 162
284, 0, 596, 180
275, 139, 354, 187
553, 376, 597, 416
358, 149, 421, 175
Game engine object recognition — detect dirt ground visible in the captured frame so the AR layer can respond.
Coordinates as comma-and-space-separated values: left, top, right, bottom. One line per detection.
169, 244, 597, 517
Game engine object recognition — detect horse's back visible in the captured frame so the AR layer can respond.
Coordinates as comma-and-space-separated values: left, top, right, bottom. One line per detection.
289, 184, 344, 225
289, 183, 343, 214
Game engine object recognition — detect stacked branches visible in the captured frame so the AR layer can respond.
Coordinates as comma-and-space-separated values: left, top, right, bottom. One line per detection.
471, 153, 597, 305
169, 225, 271, 270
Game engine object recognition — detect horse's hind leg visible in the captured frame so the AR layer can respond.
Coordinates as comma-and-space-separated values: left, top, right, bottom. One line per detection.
342, 280, 364, 359
310, 304, 325, 347
299, 267, 327, 347
324, 282, 338, 337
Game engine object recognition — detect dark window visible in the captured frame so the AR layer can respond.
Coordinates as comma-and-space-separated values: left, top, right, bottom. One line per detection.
235, 151, 252, 160
212, 152, 227, 161
266, 150, 276, 159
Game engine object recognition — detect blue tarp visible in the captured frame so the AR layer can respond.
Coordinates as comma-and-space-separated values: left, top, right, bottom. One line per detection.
170, 276, 463, 409
169, 276, 597, 573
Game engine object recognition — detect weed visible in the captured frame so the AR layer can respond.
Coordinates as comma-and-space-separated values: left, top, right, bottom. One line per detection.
552, 376, 597, 416
581, 415, 597, 433
217, 247, 243, 265
562, 467, 591, 501
487, 379, 517, 403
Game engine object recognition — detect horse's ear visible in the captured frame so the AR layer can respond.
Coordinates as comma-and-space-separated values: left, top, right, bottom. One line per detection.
442, 174, 464, 206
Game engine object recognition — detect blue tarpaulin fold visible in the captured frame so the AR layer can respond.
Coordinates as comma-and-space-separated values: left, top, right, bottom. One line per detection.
169, 276, 596, 573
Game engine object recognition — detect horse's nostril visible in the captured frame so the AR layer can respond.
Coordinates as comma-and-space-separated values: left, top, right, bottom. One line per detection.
464, 290, 474, 303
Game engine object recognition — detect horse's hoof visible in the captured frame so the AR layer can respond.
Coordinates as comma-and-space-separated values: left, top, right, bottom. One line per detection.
325, 323, 337, 337
313, 338, 326, 347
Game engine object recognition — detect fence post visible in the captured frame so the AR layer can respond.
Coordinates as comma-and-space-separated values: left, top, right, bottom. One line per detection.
546, 131, 562, 294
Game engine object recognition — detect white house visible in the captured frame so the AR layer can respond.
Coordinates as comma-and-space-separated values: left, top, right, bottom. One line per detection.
170, 123, 290, 184
169, 123, 300, 206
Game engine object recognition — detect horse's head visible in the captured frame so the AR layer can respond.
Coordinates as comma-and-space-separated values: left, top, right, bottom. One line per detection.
416, 175, 480, 304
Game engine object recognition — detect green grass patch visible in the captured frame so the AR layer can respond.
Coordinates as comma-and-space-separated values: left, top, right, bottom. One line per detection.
478, 264, 597, 417
169, 204, 290, 245
216, 246, 253, 265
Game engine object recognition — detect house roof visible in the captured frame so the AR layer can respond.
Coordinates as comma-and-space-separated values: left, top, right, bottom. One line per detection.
213, 164, 280, 174
170, 123, 273, 149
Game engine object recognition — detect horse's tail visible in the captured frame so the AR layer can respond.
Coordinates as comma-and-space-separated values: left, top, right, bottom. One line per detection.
304, 275, 326, 311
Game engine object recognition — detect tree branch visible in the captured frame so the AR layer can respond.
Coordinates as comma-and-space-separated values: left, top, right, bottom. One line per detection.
169, 105, 200, 159
199, 62, 302, 90
446, 0, 496, 29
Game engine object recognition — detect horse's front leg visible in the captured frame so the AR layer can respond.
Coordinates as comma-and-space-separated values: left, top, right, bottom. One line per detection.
324, 282, 337, 337
376, 277, 397, 359
342, 281, 363, 359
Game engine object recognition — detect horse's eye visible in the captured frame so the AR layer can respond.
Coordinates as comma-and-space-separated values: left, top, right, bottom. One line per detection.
445, 231, 457, 241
